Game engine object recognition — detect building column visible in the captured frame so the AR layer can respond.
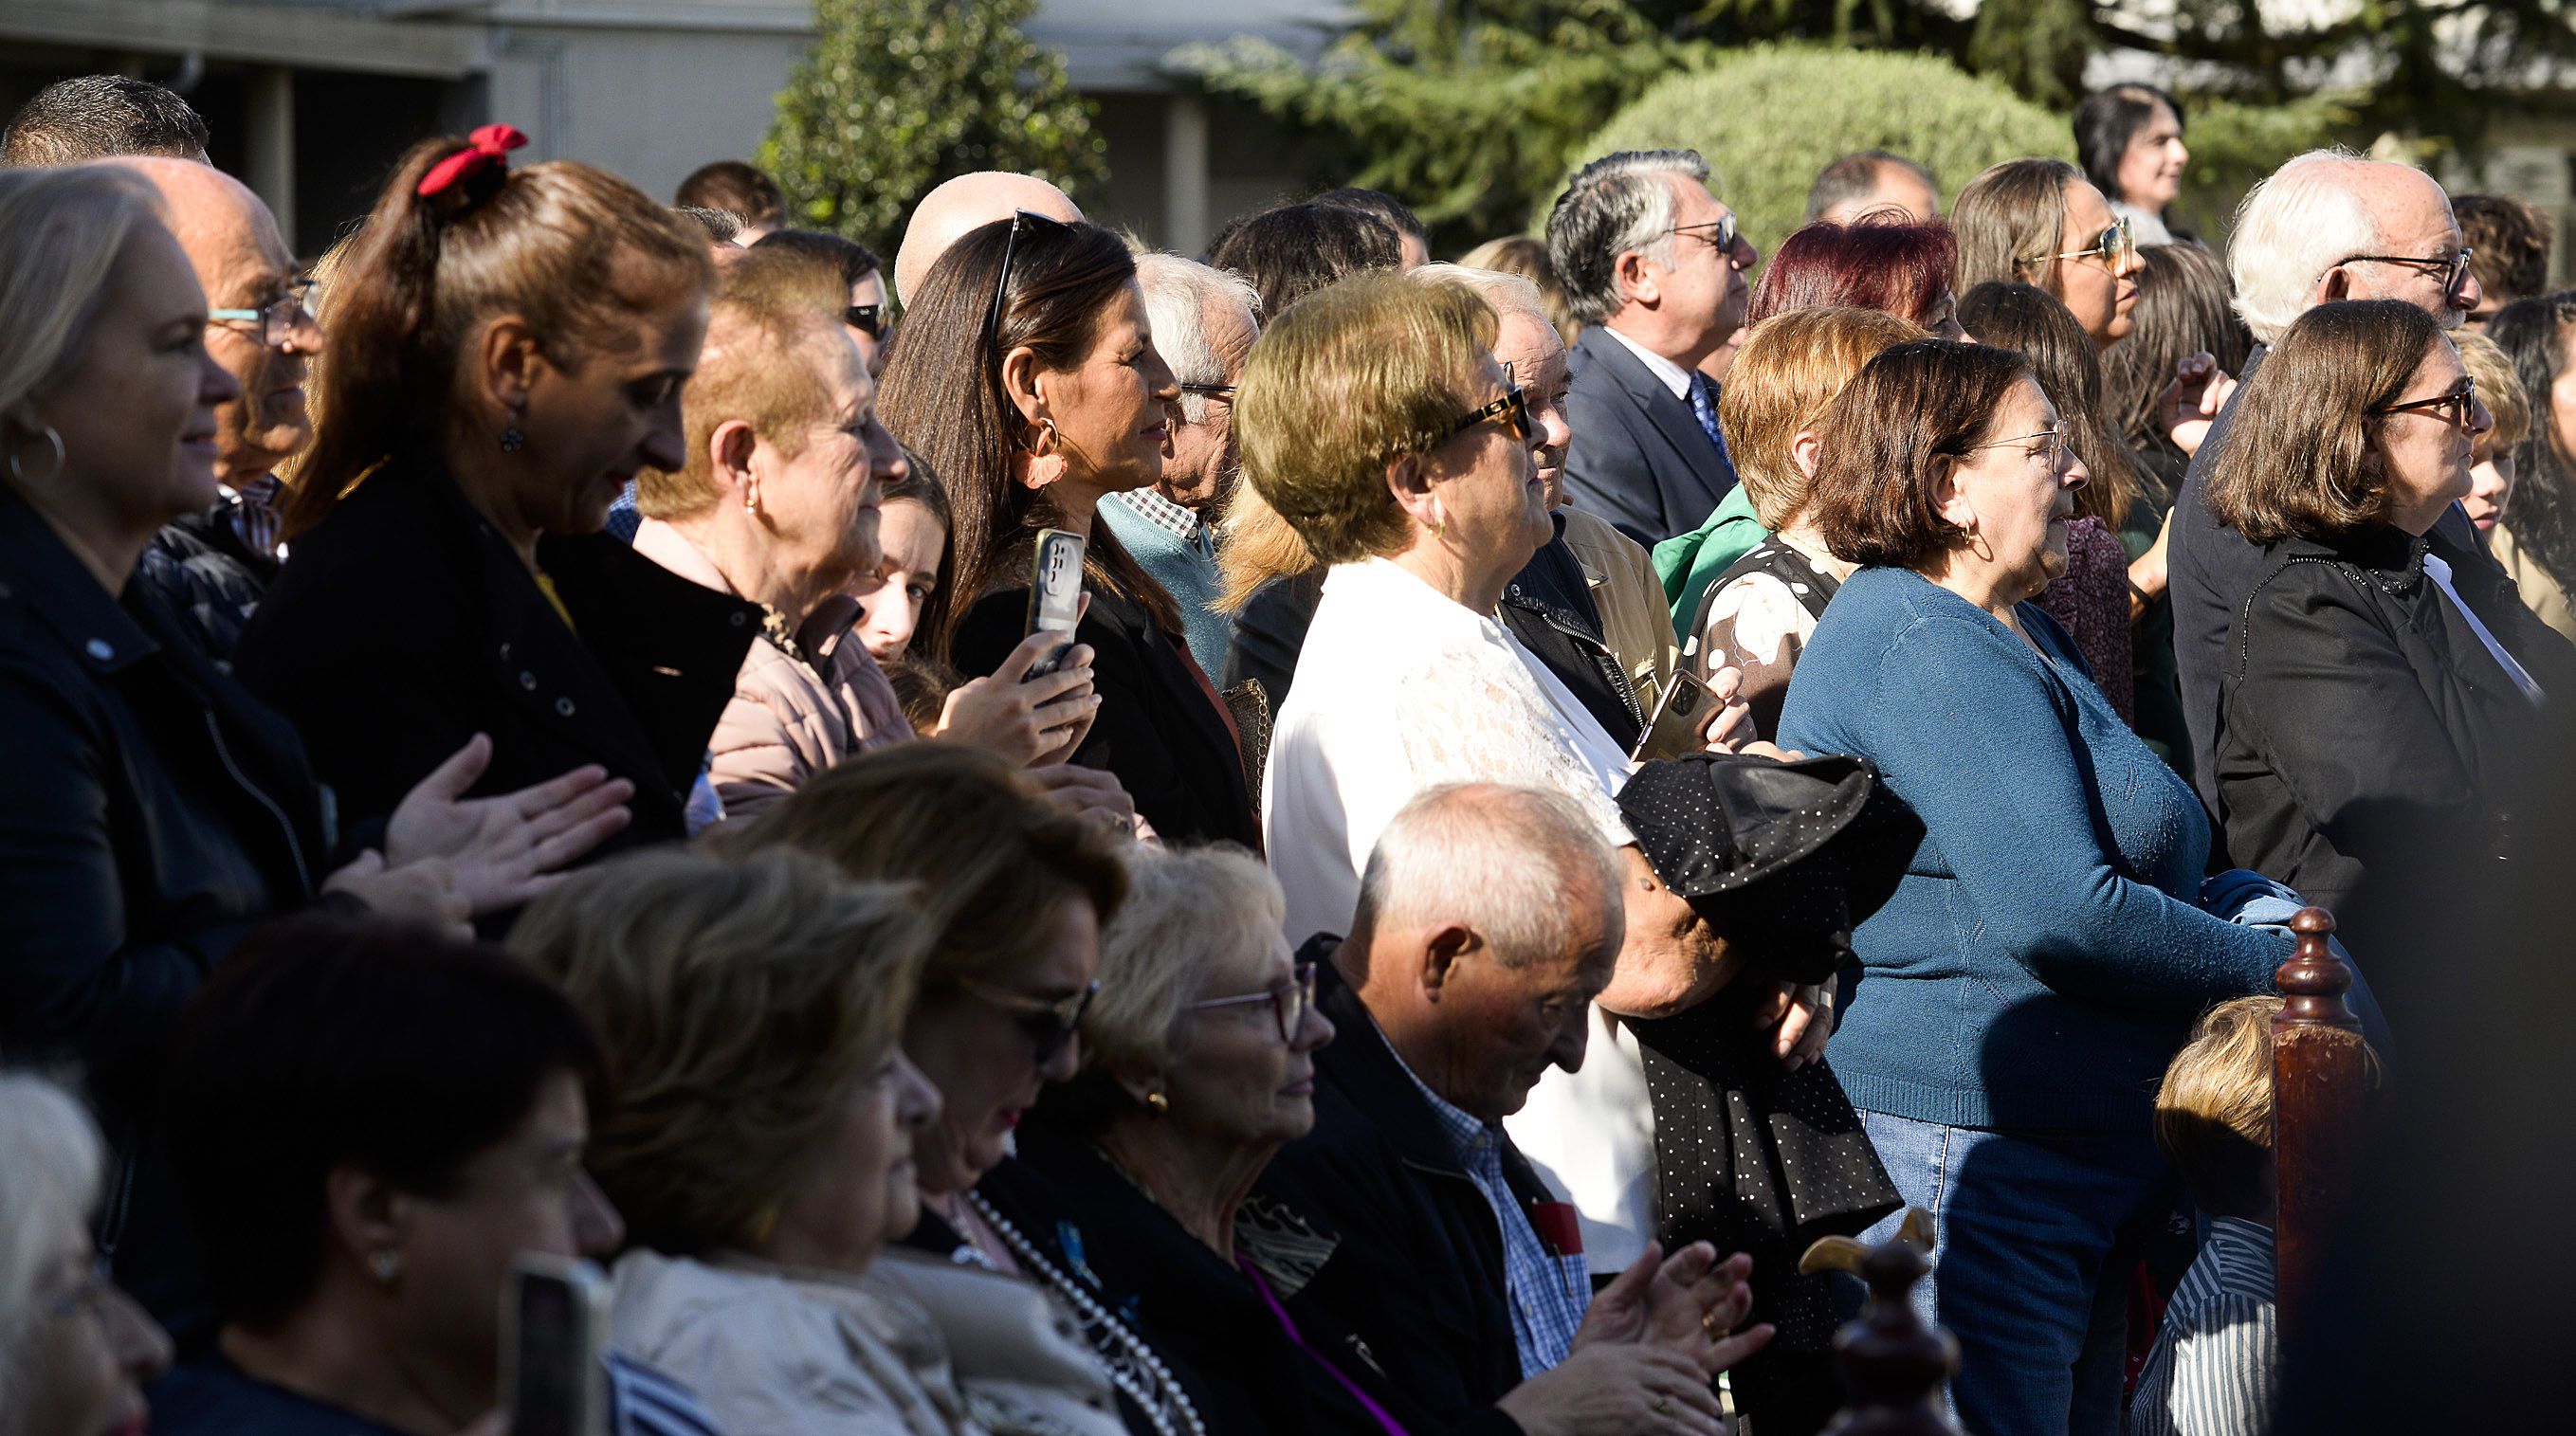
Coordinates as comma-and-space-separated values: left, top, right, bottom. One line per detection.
247, 66, 297, 249
1163, 95, 1209, 256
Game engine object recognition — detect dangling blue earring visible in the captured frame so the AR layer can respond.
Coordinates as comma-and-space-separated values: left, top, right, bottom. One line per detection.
499, 421, 525, 453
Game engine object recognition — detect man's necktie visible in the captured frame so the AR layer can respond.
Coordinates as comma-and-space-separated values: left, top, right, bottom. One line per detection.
1689, 372, 1731, 466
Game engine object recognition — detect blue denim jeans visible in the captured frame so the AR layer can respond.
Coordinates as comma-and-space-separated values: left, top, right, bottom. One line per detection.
1857, 1111, 2176, 1436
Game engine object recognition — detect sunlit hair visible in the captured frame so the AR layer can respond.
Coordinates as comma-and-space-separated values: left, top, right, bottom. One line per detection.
1546, 149, 1711, 327
1807, 339, 2033, 570
1137, 252, 1260, 426
2488, 292, 2576, 594
875, 216, 1178, 658
2226, 149, 2383, 345
1237, 269, 1496, 568
712, 743, 1127, 986
1958, 281, 2140, 528
635, 251, 850, 518
284, 135, 711, 536
1952, 158, 2084, 301
1411, 263, 1546, 333
0, 1073, 104, 1428
1350, 783, 1619, 972
1458, 235, 1580, 348
2102, 243, 2253, 464
2204, 300, 2444, 543
1717, 306, 1926, 530
2456, 194, 2555, 304
1746, 219, 1958, 332
509, 846, 928, 1256
1080, 844, 1286, 1089
2154, 995, 2382, 1217
0, 166, 163, 440
2455, 330, 2529, 458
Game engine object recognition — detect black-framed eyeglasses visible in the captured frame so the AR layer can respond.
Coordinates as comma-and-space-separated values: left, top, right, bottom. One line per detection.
1964, 419, 2073, 468
2337, 248, 2476, 296
1669, 213, 1740, 261
985, 209, 1073, 360
207, 277, 319, 350
845, 303, 884, 339
1178, 382, 1235, 402
1189, 961, 1318, 1044
2025, 217, 2136, 274
2370, 374, 2479, 430
955, 976, 1100, 1064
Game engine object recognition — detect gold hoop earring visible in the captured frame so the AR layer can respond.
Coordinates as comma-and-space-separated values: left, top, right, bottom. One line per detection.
1144, 1089, 1169, 1116
5, 423, 64, 485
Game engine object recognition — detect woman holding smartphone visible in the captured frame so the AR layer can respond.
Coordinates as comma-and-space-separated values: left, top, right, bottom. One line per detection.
880, 214, 1256, 847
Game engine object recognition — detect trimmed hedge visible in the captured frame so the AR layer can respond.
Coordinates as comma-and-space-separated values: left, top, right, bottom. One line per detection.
1570, 45, 2075, 256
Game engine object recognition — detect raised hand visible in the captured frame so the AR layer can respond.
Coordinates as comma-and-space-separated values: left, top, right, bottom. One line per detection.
2158, 352, 2238, 459
321, 849, 470, 936
1693, 665, 1760, 754
384, 735, 634, 915
939, 629, 1103, 767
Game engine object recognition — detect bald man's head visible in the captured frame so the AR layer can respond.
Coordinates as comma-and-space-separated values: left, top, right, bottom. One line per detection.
892, 171, 1082, 306
107, 155, 317, 491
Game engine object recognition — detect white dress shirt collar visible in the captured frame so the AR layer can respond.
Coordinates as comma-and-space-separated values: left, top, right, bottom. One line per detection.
1599, 322, 1696, 401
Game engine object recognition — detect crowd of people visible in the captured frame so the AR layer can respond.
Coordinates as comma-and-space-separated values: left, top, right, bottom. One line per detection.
1, 64, 2569, 1436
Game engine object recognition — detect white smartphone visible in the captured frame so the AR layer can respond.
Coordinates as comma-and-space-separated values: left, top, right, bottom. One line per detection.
1024, 528, 1087, 680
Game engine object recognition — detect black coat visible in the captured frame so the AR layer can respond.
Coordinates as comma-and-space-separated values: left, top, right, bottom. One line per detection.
1252, 952, 1554, 1433
1223, 517, 1641, 745
0, 487, 334, 1322
1562, 327, 1737, 545
2216, 524, 2576, 975
956, 581, 1255, 848
134, 499, 278, 664
234, 458, 758, 863
996, 1121, 1462, 1436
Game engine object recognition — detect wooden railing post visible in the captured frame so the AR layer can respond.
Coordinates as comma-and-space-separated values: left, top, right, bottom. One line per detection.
1801, 1210, 1964, 1436
2270, 905, 2366, 1341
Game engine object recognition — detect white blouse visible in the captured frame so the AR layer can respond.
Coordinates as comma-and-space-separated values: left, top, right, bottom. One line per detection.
1263, 555, 1660, 1266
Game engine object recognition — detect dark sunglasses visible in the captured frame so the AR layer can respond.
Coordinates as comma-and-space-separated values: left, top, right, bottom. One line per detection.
986, 209, 1074, 360
2339, 248, 2476, 297
2370, 374, 2479, 430
1670, 213, 1740, 258
955, 976, 1100, 1064
845, 303, 884, 339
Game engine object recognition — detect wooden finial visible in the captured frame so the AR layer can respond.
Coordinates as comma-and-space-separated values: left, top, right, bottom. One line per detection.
1800, 1210, 1963, 1435
2270, 904, 2368, 1338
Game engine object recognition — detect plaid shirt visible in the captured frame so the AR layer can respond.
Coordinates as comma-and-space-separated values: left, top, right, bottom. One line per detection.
1396, 1054, 1589, 1376
1102, 486, 1211, 553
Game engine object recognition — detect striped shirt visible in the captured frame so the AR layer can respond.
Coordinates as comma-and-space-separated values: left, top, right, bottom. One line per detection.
609, 1351, 726, 1436
1393, 1050, 1590, 1377
2126, 1217, 2277, 1436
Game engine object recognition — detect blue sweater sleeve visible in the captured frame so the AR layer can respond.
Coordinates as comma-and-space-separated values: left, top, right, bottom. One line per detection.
1860, 612, 2284, 1010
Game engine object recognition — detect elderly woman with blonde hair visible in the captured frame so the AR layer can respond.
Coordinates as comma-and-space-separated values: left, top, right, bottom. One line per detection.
512, 845, 1127, 1436
0, 1076, 171, 1436
1690, 306, 1925, 734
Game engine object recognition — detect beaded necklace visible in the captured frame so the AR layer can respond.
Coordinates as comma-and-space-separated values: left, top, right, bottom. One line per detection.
964, 1189, 1209, 1436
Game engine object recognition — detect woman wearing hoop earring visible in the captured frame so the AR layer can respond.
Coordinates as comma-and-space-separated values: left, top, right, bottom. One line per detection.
880, 213, 1258, 847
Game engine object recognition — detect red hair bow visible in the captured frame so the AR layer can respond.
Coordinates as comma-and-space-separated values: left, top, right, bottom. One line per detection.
416, 124, 530, 199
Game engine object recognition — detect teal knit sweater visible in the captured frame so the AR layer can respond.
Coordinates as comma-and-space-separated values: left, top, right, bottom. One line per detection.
1777, 567, 2285, 1131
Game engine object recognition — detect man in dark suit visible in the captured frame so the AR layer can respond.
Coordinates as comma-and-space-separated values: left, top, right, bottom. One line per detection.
1546, 149, 1759, 545
2165, 152, 2545, 810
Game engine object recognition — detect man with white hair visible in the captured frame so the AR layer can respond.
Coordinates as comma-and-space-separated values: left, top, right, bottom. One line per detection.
1547, 150, 1760, 545
889, 170, 1082, 306
1096, 253, 1259, 677
2167, 150, 2491, 800
1256, 782, 1765, 1436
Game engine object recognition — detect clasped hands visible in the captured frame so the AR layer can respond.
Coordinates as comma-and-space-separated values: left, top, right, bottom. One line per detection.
1496, 1240, 1774, 1436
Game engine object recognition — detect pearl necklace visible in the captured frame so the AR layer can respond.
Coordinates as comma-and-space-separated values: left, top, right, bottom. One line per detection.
966, 1189, 1209, 1436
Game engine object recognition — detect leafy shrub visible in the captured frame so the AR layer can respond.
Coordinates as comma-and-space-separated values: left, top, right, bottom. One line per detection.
1570, 45, 2073, 255
763, 0, 1105, 248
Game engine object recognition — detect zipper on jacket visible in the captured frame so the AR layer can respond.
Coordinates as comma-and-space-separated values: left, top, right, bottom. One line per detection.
203, 710, 313, 894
